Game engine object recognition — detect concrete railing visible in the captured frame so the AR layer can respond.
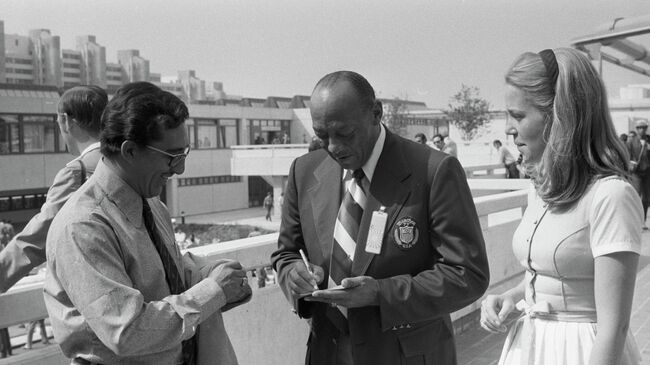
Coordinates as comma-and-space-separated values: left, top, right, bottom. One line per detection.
0, 184, 527, 365
464, 163, 505, 178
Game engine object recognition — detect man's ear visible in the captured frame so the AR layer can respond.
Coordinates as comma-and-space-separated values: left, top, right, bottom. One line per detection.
372, 100, 383, 125
120, 140, 139, 164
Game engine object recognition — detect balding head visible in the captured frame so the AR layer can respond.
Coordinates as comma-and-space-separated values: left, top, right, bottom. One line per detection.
310, 71, 382, 170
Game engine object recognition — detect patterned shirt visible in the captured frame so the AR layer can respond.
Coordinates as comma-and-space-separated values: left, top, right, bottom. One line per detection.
44, 161, 226, 364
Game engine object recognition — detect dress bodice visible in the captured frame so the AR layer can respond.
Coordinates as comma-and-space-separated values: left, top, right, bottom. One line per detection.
512, 177, 642, 313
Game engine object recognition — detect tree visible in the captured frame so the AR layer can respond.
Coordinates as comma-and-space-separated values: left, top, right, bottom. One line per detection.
444, 84, 491, 141
381, 98, 410, 137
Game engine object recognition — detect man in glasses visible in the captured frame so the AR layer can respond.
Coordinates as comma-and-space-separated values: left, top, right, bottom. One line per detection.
0, 85, 107, 294
44, 82, 251, 364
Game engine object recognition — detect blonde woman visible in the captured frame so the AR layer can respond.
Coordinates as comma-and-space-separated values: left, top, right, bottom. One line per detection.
480, 48, 642, 364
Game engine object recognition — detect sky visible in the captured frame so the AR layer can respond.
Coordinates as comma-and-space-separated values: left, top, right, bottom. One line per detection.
3, 0, 650, 109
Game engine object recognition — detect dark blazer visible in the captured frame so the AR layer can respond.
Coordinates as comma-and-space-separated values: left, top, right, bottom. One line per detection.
271, 129, 489, 365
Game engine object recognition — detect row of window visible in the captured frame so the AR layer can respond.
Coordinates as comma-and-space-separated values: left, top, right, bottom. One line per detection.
63, 72, 81, 78
6, 68, 33, 75
177, 175, 242, 187
4, 78, 33, 85
0, 193, 47, 212
0, 89, 59, 98
0, 114, 66, 154
63, 62, 80, 68
188, 118, 240, 149
5, 57, 33, 65
62, 53, 82, 60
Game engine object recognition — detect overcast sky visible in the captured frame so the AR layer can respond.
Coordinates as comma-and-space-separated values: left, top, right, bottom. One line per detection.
3, 0, 650, 108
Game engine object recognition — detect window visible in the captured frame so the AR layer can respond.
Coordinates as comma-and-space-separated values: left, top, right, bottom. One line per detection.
0, 115, 20, 154
22, 115, 57, 153
186, 119, 196, 149
196, 120, 217, 149
218, 119, 239, 148
177, 175, 241, 186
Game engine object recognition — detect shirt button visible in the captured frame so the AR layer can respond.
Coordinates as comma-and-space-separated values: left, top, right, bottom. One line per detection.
533, 220, 538, 224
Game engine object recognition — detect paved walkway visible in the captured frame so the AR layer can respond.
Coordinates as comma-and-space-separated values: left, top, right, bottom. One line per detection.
456, 230, 650, 364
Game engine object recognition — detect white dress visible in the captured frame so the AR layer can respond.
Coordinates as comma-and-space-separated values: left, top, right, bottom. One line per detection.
499, 177, 643, 365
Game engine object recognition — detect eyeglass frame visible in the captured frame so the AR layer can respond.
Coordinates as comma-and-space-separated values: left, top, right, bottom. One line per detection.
145, 144, 191, 168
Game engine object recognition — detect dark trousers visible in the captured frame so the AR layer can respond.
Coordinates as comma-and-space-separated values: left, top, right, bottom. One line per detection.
0, 328, 11, 357
505, 163, 520, 179
633, 172, 650, 220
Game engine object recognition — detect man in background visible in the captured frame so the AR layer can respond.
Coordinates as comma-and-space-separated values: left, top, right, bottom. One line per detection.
0, 86, 107, 293
493, 139, 519, 179
414, 132, 427, 145
629, 119, 650, 229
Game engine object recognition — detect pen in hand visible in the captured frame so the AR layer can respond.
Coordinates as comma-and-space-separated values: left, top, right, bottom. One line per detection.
299, 249, 319, 290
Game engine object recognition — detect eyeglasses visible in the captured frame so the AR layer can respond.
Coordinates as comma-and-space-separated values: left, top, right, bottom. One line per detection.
145, 145, 191, 168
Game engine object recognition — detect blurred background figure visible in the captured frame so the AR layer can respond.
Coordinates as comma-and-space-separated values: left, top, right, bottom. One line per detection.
431, 134, 444, 151
414, 132, 427, 144
620, 133, 628, 143
0, 222, 14, 358
493, 139, 519, 179
442, 135, 458, 158
23, 319, 49, 350
628, 119, 650, 229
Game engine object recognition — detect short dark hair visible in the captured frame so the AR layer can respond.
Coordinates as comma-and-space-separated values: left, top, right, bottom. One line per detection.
432, 134, 443, 142
415, 133, 427, 141
493, 139, 502, 146
100, 82, 189, 157
313, 71, 376, 110
58, 85, 108, 138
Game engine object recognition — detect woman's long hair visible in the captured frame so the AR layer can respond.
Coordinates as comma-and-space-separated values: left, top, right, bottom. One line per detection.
505, 47, 631, 211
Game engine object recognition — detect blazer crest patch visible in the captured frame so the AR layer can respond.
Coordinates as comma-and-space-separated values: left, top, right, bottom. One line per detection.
393, 217, 418, 249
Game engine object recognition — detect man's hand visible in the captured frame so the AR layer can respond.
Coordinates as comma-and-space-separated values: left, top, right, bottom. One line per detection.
207, 260, 251, 303
306, 276, 379, 308
287, 261, 324, 299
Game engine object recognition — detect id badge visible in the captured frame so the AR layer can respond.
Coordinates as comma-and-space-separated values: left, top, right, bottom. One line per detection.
365, 206, 387, 254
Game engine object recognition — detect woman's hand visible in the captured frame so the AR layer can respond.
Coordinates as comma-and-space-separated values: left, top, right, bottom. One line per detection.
480, 294, 515, 333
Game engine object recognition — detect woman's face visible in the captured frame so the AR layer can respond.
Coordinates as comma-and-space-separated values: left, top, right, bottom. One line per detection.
505, 84, 547, 163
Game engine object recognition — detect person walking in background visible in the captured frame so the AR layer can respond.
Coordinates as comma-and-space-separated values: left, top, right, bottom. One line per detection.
628, 119, 650, 229
493, 139, 519, 179
0, 86, 108, 293
272, 71, 488, 364
263, 191, 274, 221
23, 319, 49, 350
481, 48, 642, 364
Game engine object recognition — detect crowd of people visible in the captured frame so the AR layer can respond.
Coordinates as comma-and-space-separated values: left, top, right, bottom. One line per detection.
0, 47, 644, 365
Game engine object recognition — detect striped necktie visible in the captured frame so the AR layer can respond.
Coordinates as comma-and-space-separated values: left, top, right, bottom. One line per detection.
326, 169, 367, 332
142, 198, 196, 365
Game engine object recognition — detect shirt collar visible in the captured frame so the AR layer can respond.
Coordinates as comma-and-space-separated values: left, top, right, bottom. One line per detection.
345, 124, 386, 183
94, 160, 144, 227
79, 142, 100, 158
